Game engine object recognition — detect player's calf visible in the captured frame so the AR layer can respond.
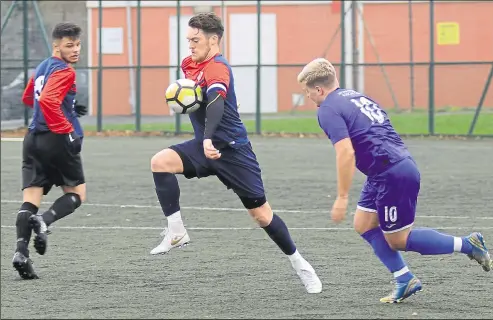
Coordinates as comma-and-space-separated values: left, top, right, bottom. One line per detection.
385, 226, 491, 272
13, 202, 40, 279
242, 197, 322, 293
40, 192, 82, 227
15, 202, 38, 257
356, 211, 415, 275
31, 192, 82, 255
150, 149, 189, 255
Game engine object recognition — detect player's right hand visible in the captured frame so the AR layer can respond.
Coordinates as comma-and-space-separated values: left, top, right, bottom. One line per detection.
203, 139, 221, 160
65, 131, 82, 154
74, 100, 88, 117
331, 196, 348, 223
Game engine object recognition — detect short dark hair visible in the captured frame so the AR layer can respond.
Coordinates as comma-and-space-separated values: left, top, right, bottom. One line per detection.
188, 13, 224, 40
52, 22, 82, 41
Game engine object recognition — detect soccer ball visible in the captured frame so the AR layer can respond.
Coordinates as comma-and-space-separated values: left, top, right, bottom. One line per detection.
165, 78, 203, 114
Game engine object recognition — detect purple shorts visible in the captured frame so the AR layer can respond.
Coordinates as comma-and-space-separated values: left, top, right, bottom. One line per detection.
357, 157, 421, 233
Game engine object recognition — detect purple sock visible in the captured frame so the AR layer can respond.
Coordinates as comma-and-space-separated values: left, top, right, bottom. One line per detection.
362, 227, 413, 283
405, 228, 472, 255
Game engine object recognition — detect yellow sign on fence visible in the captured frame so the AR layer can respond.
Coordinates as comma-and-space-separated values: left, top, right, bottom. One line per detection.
437, 22, 460, 45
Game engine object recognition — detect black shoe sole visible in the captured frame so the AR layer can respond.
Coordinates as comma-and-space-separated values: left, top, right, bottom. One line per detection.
13, 260, 39, 280
29, 218, 47, 255
33, 234, 47, 255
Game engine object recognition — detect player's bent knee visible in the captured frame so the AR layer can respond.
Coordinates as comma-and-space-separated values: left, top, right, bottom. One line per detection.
150, 149, 184, 174
383, 229, 411, 251
241, 197, 272, 226
240, 195, 267, 210
353, 209, 379, 235
62, 184, 86, 203
22, 187, 44, 208
386, 239, 405, 251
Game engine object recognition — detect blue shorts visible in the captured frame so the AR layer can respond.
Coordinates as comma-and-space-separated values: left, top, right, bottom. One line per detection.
357, 157, 421, 233
169, 139, 265, 199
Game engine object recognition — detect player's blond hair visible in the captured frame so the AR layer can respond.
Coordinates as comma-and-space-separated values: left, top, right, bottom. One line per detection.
297, 58, 337, 89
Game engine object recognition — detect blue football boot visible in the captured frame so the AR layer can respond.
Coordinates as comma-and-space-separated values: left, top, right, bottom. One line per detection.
380, 276, 422, 303
465, 232, 491, 272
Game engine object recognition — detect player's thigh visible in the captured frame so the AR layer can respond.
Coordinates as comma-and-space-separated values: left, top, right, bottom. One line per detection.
163, 139, 212, 179
44, 136, 87, 197
21, 131, 53, 199
212, 142, 266, 204
376, 158, 420, 246
354, 179, 379, 234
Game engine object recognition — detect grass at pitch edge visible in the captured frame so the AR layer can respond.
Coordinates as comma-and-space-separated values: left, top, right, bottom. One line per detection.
84, 112, 493, 136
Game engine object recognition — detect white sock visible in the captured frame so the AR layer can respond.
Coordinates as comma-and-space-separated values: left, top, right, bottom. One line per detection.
393, 266, 410, 279
453, 237, 462, 252
167, 211, 185, 234
288, 249, 302, 263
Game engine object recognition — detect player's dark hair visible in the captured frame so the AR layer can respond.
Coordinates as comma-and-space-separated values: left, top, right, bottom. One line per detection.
188, 13, 224, 40
52, 22, 82, 41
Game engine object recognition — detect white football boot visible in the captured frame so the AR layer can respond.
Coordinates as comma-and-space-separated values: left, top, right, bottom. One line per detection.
290, 255, 323, 294
150, 227, 190, 255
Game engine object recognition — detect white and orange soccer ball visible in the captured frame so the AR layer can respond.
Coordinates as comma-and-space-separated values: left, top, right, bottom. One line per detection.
165, 78, 203, 114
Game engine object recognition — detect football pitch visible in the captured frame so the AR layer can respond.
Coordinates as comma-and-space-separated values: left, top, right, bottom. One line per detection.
1, 136, 492, 319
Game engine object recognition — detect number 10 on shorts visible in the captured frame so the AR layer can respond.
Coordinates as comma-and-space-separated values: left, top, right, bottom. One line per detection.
384, 206, 398, 223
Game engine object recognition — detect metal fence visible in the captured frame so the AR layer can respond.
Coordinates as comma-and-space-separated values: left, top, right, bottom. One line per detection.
1, 1, 492, 136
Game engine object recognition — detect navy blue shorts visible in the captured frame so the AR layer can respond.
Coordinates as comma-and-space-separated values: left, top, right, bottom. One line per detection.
357, 157, 421, 234
169, 139, 265, 199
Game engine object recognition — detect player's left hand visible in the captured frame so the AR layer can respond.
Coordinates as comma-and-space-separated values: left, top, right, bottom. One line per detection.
331, 196, 348, 223
203, 139, 221, 160
74, 100, 88, 117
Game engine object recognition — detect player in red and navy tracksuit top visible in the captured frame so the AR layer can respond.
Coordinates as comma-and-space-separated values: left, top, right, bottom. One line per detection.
23, 58, 84, 139
13, 22, 88, 280
148, 13, 323, 294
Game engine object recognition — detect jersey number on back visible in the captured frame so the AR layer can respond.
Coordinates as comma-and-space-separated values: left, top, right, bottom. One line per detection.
351, 97, 385, 124
34, 76, 45, 101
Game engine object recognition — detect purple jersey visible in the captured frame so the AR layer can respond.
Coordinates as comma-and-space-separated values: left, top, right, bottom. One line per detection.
318, 88, 411, 177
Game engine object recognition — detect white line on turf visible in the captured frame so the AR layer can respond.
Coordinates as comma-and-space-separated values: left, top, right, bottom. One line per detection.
1, 137, 23, 142
1, 225, 492, 231
1, 199, 493, 220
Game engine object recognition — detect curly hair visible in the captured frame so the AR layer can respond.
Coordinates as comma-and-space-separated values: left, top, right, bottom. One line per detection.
188, 12, 224, 40
52, 22, 82, 41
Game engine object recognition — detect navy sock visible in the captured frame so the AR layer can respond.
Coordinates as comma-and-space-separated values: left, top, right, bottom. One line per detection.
406, 228, 472, 255
42, 193, 81, 226
262, 214, 297, 255
361, 227, 413, 283
153, 172, 180, 217
16, 202, 38, 256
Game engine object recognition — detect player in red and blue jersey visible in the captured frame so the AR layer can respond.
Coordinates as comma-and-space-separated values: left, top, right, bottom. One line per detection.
149, 12, 322, 294
13, 22, 88, 280
297, 58, 492, 303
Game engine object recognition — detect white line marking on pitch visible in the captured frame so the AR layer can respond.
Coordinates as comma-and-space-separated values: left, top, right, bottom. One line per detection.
1, 137, 23, 142
2, 199, 493, 220
1, 225, 492, 231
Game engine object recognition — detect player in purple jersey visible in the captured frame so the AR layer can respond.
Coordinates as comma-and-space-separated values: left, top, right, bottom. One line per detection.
297, 58, 492, 303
